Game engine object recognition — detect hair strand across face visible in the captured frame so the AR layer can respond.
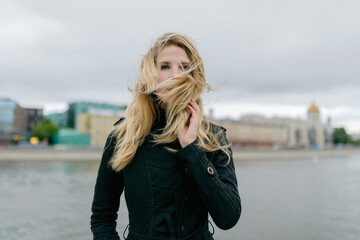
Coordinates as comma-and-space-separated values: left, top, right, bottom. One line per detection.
109, 32, 230, 172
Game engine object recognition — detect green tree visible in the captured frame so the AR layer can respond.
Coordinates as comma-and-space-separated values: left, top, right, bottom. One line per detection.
32, 120, 59, 145
332, 127, 351, 144
352, 139, 360, 146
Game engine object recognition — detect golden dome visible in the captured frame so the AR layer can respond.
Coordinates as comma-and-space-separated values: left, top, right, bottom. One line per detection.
308, 103, 319, 113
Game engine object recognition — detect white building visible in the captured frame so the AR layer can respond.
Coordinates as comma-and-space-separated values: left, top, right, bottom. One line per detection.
217, 103, 333, 149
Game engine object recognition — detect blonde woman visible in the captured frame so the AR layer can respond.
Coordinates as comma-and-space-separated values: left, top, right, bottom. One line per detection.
91, 33, 241, 240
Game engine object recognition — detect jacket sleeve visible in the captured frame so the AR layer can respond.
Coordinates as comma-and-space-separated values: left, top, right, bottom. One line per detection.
90, 131, 124, 240
177, 127, 241, 230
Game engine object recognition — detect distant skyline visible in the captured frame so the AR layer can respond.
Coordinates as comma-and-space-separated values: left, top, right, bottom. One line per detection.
1, 0, 359, 133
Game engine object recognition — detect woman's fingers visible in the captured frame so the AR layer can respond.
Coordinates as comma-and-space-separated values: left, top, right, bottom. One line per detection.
186, 103, 195, 114
187, 105, 198, 123
187, 100, 196, 111
190, 101, 201, 119
189, 100, 201, 115
189, 99, 200, 110
178, 100, 201, 148
187, 100, 201, 129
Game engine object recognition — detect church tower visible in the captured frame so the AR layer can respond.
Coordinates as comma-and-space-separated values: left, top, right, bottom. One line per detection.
307, 102, 324, 149
307, 103, 320, 122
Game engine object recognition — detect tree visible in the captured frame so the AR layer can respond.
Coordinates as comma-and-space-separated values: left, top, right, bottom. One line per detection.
332, 127, 351, 144
32, 120, 59, 145
352, 139, 360, 146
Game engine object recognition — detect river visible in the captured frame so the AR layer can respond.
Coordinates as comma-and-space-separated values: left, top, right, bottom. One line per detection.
1, 153, 359, 240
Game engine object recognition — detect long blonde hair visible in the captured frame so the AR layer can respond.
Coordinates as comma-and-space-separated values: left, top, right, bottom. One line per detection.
110, 32, 230, 172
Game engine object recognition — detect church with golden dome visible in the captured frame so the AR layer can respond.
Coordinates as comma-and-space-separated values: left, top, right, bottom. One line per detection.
306, 102, 328, 149
308, 103, 320, 121
216, 102, 333, 149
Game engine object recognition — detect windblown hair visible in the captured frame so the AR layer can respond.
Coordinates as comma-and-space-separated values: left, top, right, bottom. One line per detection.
110, 32, 230, 172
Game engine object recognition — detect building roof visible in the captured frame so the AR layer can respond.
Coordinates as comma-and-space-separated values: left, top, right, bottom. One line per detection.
308, 103, 319, 113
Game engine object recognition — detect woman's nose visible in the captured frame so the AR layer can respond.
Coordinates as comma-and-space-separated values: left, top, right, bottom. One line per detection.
170, 67, 181, 77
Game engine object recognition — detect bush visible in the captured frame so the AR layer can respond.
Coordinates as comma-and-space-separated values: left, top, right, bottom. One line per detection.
32, 120, 59, 145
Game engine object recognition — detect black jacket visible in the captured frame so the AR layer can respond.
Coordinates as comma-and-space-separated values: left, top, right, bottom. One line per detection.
90, 111, 241, 240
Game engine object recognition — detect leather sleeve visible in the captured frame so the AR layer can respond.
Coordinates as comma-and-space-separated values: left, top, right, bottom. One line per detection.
177, 128, 241, 230
90, 131, 123, 240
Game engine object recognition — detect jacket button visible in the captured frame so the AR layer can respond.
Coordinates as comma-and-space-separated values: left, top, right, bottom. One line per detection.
185, 168, 189, 173
207, 166, 214, 175
185, 196, 188, 201
181, 225, 184, 231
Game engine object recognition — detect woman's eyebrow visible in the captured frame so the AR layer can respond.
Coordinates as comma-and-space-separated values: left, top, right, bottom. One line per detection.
158, 61, 170, 64
158, 60, 190, 65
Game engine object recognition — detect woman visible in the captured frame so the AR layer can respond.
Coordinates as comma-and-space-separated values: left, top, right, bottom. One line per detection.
91, 32, 241, 240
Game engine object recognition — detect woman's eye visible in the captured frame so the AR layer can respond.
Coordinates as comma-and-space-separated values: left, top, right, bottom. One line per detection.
160, 65, 169, 70
183, 65, 189, 70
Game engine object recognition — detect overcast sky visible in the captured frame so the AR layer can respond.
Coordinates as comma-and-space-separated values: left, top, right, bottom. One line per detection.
1, 0, 359, 133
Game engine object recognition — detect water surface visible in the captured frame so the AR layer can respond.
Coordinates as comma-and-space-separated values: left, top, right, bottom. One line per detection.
1, 154, 359, 240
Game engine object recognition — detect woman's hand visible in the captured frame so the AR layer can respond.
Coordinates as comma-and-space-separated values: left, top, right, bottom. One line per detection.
178, 99, 202, 148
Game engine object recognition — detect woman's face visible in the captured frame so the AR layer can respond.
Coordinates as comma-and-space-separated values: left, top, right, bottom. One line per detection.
156, 45, 190, 102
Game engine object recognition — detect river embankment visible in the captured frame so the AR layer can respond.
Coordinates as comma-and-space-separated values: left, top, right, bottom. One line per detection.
232, 148, 360, 161
1, 146, 360, 162
0, 147, 103, 161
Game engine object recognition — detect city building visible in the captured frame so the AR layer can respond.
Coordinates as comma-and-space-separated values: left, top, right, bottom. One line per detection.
0, 98, 19, 144
217, 116, 288, 148
351, 133, 360, 141
216, 102, 333, 149
45, 112, 68, 128
66, 102, 126, 129
0, 98, 43, 144
24, 108, 43, 133
53, 129, 90, 147
46, 101, 125, 147
77, 109, 125, 148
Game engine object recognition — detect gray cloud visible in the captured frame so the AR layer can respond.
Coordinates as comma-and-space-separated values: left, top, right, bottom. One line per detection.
1, 0, 359, 132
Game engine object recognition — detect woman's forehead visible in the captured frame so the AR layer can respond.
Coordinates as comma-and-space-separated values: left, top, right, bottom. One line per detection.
157, 45, 190, 63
